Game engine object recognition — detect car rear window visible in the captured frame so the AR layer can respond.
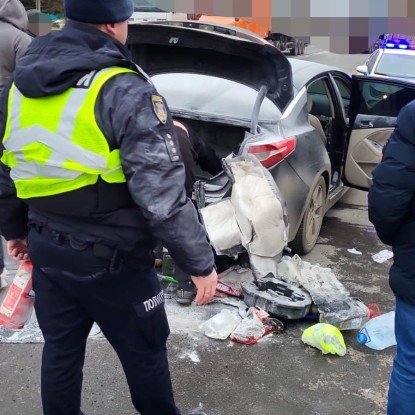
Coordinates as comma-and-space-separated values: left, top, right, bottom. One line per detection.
151, 73, 282, 123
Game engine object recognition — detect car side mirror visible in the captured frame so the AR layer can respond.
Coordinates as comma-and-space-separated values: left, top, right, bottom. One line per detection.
356, 65, 368, 74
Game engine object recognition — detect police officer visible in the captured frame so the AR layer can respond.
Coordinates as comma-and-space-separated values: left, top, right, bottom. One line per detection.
0, 1, 218, 414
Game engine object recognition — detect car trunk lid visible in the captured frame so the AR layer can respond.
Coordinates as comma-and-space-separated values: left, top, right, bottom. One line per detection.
127, 22, 293, 112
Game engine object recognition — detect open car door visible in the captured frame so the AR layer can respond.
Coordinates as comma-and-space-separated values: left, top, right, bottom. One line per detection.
344, 75, 415, 190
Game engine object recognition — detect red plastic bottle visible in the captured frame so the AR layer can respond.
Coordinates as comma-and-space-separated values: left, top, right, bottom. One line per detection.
0, 260, 34, 329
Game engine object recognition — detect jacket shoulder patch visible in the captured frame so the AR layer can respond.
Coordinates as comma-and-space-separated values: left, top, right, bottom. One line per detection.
152, 95, 168, 124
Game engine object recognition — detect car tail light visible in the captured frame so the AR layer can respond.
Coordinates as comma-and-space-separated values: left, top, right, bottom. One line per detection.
247, 137, 296, 168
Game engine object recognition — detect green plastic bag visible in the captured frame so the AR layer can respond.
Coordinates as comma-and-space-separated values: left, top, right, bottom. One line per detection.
301, 323, 347, 356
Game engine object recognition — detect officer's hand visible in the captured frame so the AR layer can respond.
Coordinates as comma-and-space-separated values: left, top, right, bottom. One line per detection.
7, 239, 29, 261
191, 269, 218, 305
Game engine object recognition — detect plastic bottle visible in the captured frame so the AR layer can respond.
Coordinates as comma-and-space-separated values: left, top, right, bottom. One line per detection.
0, 260, 34, 329
356, 311, 396, 350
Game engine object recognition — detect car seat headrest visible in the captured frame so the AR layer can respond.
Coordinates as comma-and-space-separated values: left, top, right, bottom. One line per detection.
307, 94, 313, 112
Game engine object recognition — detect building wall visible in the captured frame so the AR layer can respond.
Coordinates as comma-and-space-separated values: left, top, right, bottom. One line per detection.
150, 0, 415, 53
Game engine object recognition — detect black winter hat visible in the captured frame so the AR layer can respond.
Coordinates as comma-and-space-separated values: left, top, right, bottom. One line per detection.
65, 0, 134, 24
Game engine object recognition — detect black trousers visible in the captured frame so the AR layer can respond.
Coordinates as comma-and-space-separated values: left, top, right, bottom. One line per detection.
28, 227, 181, 415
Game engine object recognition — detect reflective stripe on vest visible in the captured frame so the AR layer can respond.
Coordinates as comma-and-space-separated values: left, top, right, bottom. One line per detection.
1, 67, 137, 198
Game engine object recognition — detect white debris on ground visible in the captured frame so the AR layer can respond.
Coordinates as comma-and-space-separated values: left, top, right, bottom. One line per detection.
0, 286, 247, 343
178, 350, 200, 363
0, 311, 104, 343
347, 248, 362, 255
165, 293, 247, 337
372, 249, 393, 263
277, 255, 370, 330
0, 244, 249, 343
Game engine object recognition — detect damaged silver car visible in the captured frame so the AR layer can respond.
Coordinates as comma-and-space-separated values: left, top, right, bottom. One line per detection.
127, 21, 415, 256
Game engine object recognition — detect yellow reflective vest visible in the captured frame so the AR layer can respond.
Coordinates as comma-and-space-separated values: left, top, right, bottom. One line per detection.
1, 67, 137, 199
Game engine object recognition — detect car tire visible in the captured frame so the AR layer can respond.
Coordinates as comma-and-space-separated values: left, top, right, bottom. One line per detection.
290, 176, 326, 255
290, 43, 297, 55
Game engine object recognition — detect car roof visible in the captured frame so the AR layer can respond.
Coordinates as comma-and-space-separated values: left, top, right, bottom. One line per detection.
288, 58, 345, 91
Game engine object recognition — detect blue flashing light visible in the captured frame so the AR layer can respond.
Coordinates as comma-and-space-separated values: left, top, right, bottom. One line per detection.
383, 41, 411, 49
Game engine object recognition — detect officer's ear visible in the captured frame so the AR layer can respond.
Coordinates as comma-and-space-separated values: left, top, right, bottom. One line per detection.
100, 23, 116, 37
100, 22, 128, 45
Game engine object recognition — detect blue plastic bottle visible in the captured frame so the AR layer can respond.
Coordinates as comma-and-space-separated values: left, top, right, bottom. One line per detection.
356, 311, 396, 350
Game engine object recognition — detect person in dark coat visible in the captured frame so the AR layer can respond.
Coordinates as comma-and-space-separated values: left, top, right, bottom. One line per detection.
0, 0, 32, 289
368, 99, 415, 415
155, 119, 222, 304
173, 119, 222, 200
172, 120, 222, 304
0, 0, 218, 414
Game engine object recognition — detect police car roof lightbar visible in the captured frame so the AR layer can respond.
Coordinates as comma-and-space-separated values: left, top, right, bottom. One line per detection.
380, 34, 415, 50
382, 41, 414, 49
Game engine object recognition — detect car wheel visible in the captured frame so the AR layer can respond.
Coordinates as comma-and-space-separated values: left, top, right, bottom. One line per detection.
290, 43, 297, 55
290, 176, 326, 255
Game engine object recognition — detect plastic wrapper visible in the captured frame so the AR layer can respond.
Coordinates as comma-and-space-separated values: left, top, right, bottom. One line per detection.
230, 307, 266, 345
301, 323, 347, 356
199, 309, 241, 340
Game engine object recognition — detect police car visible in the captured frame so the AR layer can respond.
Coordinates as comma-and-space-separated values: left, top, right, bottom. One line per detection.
356, 35, 415, 81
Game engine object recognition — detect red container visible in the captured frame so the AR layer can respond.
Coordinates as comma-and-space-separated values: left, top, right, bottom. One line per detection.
0, 260, 34, 329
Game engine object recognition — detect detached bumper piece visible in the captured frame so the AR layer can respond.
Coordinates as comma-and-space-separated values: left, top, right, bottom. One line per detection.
241, 274, 312, 320
197, 154, 289, 279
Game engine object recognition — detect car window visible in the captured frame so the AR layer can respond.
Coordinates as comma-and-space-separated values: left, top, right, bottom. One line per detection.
374, 53, 415, 78
356, 80, 415, 117
151, 73, 282, 123
367, 50, 380, 73
333, 78, 351, 112
307, 78, 333, 117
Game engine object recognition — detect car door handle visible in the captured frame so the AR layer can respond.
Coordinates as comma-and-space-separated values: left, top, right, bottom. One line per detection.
359, 120, 373, 128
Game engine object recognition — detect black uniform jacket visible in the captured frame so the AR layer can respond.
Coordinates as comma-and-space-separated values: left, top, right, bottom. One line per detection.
0, 21, 214, 277
369, 100, 415, 304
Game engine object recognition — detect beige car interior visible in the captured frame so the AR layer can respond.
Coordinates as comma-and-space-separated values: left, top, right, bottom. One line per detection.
307, 94, 327, 146
345, 127, 392, 188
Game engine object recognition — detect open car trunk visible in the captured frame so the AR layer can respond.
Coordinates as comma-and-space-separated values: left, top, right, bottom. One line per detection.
173, 117, 248, 180
173, 117, 290, 278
